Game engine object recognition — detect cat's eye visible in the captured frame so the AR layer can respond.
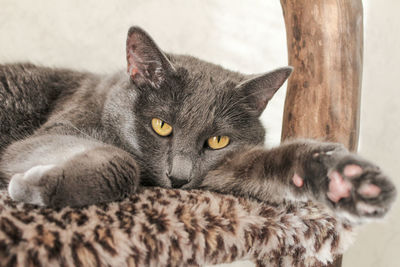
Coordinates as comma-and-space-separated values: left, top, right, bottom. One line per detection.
151, 118, 173, 136
207, 136, 230, 150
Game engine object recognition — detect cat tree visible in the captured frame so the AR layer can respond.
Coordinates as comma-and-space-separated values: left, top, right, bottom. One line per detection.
0, 0, 363, 266
281, 0, 363, 266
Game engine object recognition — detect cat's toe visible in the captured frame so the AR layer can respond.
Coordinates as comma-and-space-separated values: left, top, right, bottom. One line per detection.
8, 164, 55, 206
327, 170, 352, 203
358, 183, 381, 198
327, 160, 396, 223
353, 169, 396, 217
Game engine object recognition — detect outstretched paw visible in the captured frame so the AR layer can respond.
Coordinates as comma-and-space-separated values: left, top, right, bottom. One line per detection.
8, 164, 55, 206
320, 154, 396, 223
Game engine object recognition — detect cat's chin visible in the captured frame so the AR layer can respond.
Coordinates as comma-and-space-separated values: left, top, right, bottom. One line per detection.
180, 179, 202, 190
159, 174, 174, 188
153, 173, 202, 190
141, 173, 173, 188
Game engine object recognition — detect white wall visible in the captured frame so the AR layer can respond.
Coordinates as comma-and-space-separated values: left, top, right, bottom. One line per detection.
343, 1, 400, 266
0, 1, 398, 266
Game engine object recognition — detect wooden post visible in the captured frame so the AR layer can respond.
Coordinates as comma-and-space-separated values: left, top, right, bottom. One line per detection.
280, 0, 363, 266
280, 0, 363, 152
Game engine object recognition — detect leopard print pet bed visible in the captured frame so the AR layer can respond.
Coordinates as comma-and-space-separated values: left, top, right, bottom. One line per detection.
0, 187, 354, 267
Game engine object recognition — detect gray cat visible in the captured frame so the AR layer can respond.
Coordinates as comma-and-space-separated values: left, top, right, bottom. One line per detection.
0, 27, 396, 224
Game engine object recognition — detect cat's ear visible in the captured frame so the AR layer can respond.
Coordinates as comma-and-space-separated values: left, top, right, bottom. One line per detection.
126, 26, 175, 89
237, 67, 293, 116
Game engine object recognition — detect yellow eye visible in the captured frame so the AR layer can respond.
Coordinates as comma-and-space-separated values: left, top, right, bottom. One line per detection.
151, 118, 173, 136
207, 136, 230, 150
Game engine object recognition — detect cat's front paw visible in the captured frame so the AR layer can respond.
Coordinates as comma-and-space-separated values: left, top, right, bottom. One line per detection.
313, 153, 396, 223
8, 164, 56, 206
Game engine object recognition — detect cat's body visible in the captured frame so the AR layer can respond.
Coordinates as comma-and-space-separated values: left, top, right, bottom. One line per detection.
0, 27, 396, 224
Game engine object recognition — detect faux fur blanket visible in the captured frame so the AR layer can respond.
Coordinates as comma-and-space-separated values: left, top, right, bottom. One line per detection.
0, 187, 354, 267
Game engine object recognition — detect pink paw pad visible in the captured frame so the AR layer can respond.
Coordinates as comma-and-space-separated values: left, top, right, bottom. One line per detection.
292, 173, 304, 187
358, 183, 381, 198
343, 164, 363, 178
327, 171, 352, 203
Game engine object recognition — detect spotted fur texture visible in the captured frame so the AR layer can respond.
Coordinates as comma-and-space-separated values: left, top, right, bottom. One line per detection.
0, 187, 356, 267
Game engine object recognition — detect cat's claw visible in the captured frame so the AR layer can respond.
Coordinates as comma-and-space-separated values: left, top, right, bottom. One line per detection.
8, 165, 55, 206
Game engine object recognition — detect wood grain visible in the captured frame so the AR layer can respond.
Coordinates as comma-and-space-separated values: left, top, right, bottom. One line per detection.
280, 0, 364, 266
280, 0, 363, 152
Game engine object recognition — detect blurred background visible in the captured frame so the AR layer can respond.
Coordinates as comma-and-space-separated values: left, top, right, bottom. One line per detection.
0, 0, 398, 266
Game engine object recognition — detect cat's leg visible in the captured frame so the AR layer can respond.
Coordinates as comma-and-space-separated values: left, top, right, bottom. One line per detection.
0, 134, 139, 207
201, 140, 397, 224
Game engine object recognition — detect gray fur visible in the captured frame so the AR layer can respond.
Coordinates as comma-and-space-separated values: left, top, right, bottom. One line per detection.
0, 27, 396, 222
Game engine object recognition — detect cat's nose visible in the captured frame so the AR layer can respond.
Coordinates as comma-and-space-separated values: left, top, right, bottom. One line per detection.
167, 155, 192, 188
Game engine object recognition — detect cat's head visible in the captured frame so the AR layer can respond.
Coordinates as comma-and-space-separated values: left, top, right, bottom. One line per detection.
106, 26, 292, 189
